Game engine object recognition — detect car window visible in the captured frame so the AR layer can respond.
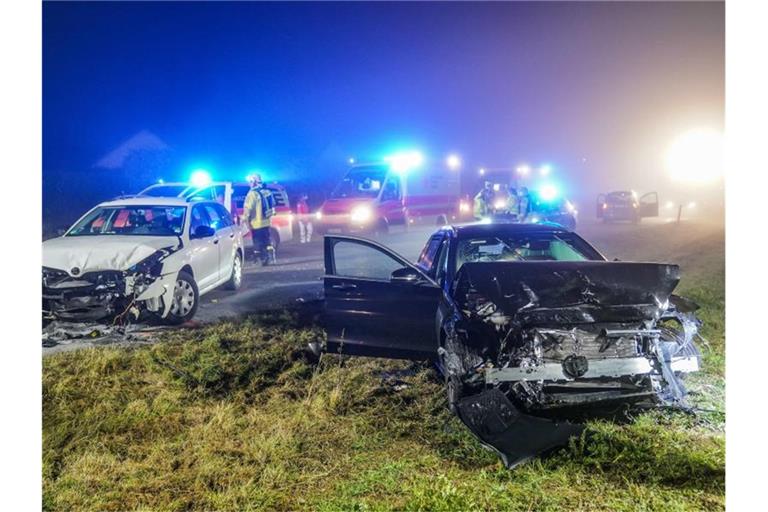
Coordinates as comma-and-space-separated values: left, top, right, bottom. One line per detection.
212, 203, 233, 227
189, 204, 210, 234
416, 235, 443, 275
455, 233, 599, 272
67, 206, 186, 236
332, 240, 406, 281
203, 204, 230, 230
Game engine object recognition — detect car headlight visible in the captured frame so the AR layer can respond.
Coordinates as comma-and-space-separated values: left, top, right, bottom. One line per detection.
350, 205, 373, 223
494, 199, 508, 209
128, 248, 173, 277
459, 201, 470, 213
315, 211, 323, 220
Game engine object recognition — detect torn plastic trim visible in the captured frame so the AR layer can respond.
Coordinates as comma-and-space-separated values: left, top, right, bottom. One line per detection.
456, 388, 584, 469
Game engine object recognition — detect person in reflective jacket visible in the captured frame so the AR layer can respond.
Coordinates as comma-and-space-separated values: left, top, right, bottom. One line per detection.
473, 181, 493, 220
243, 174, 276, 265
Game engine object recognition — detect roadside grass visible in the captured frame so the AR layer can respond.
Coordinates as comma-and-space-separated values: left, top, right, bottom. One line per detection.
44, 277, 725, 512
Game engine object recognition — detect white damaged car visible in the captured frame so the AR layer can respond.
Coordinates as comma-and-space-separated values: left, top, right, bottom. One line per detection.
42, 197, 244, 324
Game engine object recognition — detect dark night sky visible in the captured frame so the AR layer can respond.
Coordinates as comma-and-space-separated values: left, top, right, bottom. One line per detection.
43, 1, 723, 211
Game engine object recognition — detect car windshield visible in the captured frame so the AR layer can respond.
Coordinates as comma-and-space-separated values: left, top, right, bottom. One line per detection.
141, 185, 190, 197
455, 232, 600, 271
67, 206, 186, 236
330, 167, 387, 199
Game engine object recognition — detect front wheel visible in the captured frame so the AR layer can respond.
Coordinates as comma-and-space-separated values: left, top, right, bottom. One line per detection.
224, 252, 243, 291
166, 271, 199, 325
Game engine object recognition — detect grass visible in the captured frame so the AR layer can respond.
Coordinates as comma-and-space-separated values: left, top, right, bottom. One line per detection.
43, 286, 725, 511
43, 221, 725, 510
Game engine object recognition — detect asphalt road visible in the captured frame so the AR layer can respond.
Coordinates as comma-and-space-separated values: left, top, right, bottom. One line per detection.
42, 216, 724, 355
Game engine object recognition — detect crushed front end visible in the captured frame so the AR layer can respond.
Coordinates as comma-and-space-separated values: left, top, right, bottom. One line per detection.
442, 261, 701, 467
42, 245, 181, 322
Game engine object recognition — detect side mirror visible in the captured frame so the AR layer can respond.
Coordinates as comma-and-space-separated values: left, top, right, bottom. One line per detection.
192, 225, 216, 239
391, 266, 421, 283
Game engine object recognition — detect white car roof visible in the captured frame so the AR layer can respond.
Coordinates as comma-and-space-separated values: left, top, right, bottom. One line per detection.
98, 197, 196, 208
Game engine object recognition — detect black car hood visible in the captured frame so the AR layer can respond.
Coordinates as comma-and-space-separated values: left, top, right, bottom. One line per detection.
454, 261, 680, 324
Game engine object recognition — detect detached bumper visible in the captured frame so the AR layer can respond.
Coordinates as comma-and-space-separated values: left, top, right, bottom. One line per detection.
457, 388, 584, 468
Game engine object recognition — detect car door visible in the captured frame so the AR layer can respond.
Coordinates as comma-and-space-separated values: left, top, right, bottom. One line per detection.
596, 194, 606, 218
324, 235, 443, 359
204, 203, 236, 283
639, 192, 659, 218
187, 203, 220, 291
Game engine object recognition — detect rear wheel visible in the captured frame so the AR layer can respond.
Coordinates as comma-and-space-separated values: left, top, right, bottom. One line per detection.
224, 252, 243, 291
166, 271, 199, 325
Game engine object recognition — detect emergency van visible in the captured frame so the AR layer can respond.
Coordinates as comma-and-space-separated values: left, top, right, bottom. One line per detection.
316, 161, 460, 234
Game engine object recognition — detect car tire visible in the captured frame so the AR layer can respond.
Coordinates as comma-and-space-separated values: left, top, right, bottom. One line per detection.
165, 271, 199, 325
224, 252, 243, 291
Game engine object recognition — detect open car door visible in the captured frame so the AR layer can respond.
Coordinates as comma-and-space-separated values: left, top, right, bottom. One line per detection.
639, 192, 659, 218
323, 235, 442, 360
596, 194, 606, 219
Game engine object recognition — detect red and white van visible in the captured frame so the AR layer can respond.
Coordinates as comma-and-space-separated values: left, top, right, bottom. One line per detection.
139, 181, 294, 247
316, 162, 460, 234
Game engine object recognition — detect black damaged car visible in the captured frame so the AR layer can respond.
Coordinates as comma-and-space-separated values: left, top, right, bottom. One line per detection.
321, 222, 701, 467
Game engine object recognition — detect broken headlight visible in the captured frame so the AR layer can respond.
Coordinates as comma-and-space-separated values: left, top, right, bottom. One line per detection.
42, 266, 69, 287
127, 248, 173, 277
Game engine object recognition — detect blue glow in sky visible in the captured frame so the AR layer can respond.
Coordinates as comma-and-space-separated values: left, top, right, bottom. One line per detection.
42, 1, 723, 221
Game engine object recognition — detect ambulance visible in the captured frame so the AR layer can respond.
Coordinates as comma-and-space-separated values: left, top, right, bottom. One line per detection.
316, 152, 461, 234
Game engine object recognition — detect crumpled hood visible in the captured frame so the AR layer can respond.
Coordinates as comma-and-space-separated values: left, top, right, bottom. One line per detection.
454, 261, 680, 324
42, 236, 179, 276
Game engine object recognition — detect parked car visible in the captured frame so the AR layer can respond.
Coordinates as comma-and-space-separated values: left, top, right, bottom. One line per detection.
42, 197, 244, 324
319, 222, 701, 467
596, 190, 658, 223
139, 180, 293, 248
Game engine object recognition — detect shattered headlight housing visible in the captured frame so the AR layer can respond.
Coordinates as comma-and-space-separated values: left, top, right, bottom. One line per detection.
42, 266, 69, 287
127, 248, 173, 277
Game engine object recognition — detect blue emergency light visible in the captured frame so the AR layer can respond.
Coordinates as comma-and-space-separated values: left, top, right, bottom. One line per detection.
190, 169, 212, 188
384, 150, 424, 173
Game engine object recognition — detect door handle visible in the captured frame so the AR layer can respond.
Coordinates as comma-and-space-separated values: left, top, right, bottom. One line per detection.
229, 233, 235, 238
331, 283, 357, 291
213, 238, 219, 245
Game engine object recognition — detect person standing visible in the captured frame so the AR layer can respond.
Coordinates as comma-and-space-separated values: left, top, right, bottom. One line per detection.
295, 193, 313, 243
518, 187, 532, 222
473, 181, 493, 220
242, 174, 276, 265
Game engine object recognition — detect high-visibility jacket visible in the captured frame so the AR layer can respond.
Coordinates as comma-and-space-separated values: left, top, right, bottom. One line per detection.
243, 187, 275, 230
506, 192, 519, 214
473, 190, 490, 219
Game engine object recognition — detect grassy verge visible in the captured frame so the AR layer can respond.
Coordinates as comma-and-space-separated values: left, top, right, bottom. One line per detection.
44, 286, 725, 511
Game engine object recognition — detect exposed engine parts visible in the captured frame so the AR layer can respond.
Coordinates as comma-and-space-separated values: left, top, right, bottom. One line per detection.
443, 261, 701, 467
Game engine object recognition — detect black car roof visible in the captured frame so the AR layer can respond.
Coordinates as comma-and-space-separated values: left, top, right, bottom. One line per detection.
446, 222, 571, 238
